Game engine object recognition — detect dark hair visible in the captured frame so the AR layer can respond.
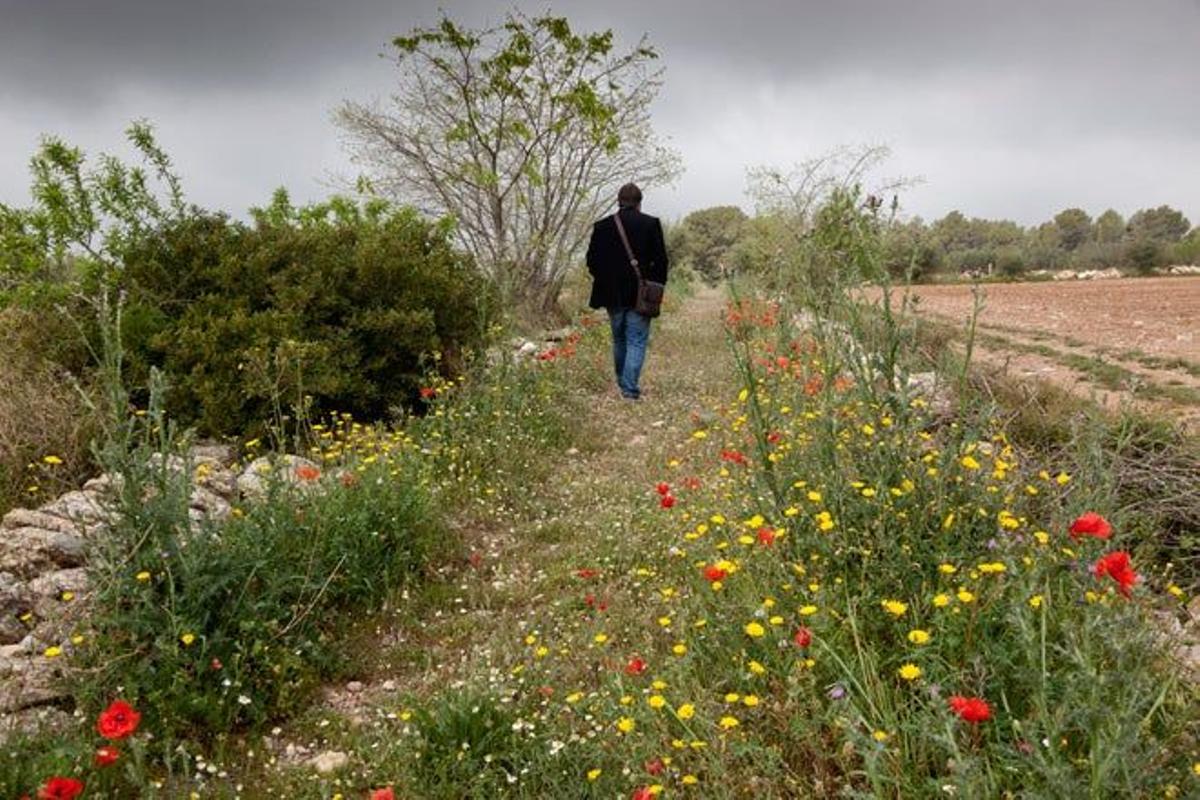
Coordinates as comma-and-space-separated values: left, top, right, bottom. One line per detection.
617, 183, 643, 207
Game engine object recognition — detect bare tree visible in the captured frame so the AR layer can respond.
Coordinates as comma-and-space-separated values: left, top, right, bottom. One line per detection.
336, 12, 681, 314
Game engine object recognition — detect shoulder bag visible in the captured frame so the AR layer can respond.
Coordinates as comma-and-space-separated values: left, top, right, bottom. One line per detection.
613, 212, 664, 318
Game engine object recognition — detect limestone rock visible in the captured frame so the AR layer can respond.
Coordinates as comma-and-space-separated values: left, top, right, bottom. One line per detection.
189, 486, 232, 521
308, 750, 350, 774
38, 491, 111, 527
0, 528, 86, 577
1, 508, 80, 536
237, 455, 323, 501
0, 574, 30, 646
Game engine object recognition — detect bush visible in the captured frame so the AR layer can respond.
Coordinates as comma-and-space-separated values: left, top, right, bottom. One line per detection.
118, 194, 495, 437
1125, 237, 1164, 274
0, 307, 98, 515
78, 427, 447, 745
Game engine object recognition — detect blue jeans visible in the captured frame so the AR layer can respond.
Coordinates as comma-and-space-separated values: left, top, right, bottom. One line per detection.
607, 307, 651, 399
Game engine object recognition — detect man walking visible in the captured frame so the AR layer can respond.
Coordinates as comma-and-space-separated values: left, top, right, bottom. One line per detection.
585, 183, 669, 400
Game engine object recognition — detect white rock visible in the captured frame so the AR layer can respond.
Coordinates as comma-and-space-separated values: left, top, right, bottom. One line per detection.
308, 750, 350, 774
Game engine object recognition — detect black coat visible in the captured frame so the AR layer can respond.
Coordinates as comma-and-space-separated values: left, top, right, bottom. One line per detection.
585, 207, 669, 310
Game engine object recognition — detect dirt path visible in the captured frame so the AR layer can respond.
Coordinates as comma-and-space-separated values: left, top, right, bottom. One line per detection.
287, 286, 736, 739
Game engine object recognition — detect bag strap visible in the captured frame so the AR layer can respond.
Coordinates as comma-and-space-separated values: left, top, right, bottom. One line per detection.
612, 211, 645, 283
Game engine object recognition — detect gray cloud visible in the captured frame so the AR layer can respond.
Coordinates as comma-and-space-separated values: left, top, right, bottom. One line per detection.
2, 0, 1198, 225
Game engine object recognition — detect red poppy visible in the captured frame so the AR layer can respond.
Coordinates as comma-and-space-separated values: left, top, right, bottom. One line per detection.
948, 695, 991, 723
793, 627, 812, 648
703, 565, 728, 582
682, 476, 702, 491
660, 495, 676, 509
294, 464, 321, 482
756, 526, 776, 546
419, 386, 436, 399
632, 787, 655, 800
625, 657, 647, 675
370, 788, 395, 800
211, 657, 223, 671
720, 449, 748, 465
766, 431, 782, 444
94, 745, 120, 767
37, 777, 84, 800
576, 568, 599, 580
96, 699, 141, 740
537, 349, 557, 361
468, 551, 484, 569
1093, 550, 1138, 597
803, 376, 824, 396
644, 757, 665, 775
655, 482, 671, 496
1069, 512, 1112, 541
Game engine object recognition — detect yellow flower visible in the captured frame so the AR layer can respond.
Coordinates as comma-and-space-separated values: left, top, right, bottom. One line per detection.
44, 646, 63, 658
744, 621, 766, 638
872, 729, 890, 742
682, 775, 699, 785
932, 593, 951, 608
960, 455, 981, 470
672, 642, 688, 656
135, 571, 151, 582
42, 455, 63, 466
1055, 471, 1071, 485
60, 591, 75, 602
1192, 761, 1200, 776
616, 717, 636, 734
798, 605, 818, 616
566, 692, 583, 704
652, 680, 668, 690
978, 562, 1007, 575
881, 599, 907, 616
956, 589, 976, 604
748, 660, 766, 675
535, 646, 549, 658
1167, 584, 1184, 599
587, 768, 602, 781
907, 629, 931, 645
742, 694, 759, 707
1029, 595, 1044, 609
676, 703, 695, 720
938, 563, 957, 575
897, 663, 922, 681
1033, 531, 1050, 545
807, 490, 822, 502
724, 692, 740, 703
593, 633, 608, 644
648, 695, 666, 709
180, 633, 196, 647
718, 715, 740, 730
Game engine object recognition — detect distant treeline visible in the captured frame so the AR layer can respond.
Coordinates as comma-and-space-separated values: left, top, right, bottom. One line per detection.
670, 203, 1199, 283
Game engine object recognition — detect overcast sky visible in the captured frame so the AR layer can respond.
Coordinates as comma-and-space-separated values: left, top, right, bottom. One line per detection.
2, 0, 1198, 226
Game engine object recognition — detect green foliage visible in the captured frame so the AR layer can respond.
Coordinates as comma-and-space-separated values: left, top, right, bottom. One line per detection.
79, 419, 446, 747
1052, 207, 1092, 251
1128, 205, 1191, 243
1125, 236, 1164, 274
671, 205, 748, 284
115, 192, 495, 437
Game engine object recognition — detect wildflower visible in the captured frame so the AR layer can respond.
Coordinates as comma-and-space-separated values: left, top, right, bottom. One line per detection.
617, 717, 636, 734
655, 482, 670, 496
932, 594, 951, 608
1055, 472, 1071, 485
682, 775, 699, 785
907, 629, 931, 645
180, 633, 196, 647
938, 563, 957, 575
370, 789, 395, 800
719, 715, 740, 730
724, 692, 740, 703
742, 694, 759, 707
744, 621, 766, 638
625, 657, 647, 675
672, 642, 688, 655
956, 589, 976, 603
756, 526, 776, 546
1093, 550, 1138, 597
703, 565, 728, 582
898, 663, 922, 681
648, 695, 667, 709
96, 700, 141, 740
1033, 531, 1050, 545
948, 695, 991, 723
631, 787, 658, 800
815, 511, 835, 531
748, 660, 766, 675
872, 730, 890, 742
793, 627, 812, 648
587, 769, 602, 781
660, 495, 676, 509
645, 758, 665, 775
960, 455, 981, 470
1069, 512, 1112, 541
1167, 584, 1184, 599
593, 633, 608, 644
44, 646, 62, 658
294, 464, 321, 481
37, 776, 84, 800
676, 704, 695, 720
978, 562, 1007, 575
798, 604, 818, 616
135, 571, 151, 582
1029, 595, 1044, 609
576, 568, 599, 579
881, 599, 907, 617
42, 455, 64, 466
94, 746, 120, 767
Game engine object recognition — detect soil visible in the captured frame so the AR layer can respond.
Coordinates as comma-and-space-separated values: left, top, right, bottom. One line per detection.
889, 277, 1200, 428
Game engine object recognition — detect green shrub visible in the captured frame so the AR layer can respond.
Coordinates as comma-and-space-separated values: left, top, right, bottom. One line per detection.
78, 431, 447, 746
119, 193, 495, 437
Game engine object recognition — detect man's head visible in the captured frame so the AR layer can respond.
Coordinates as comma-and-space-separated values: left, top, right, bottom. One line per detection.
617, 183, 643, 209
